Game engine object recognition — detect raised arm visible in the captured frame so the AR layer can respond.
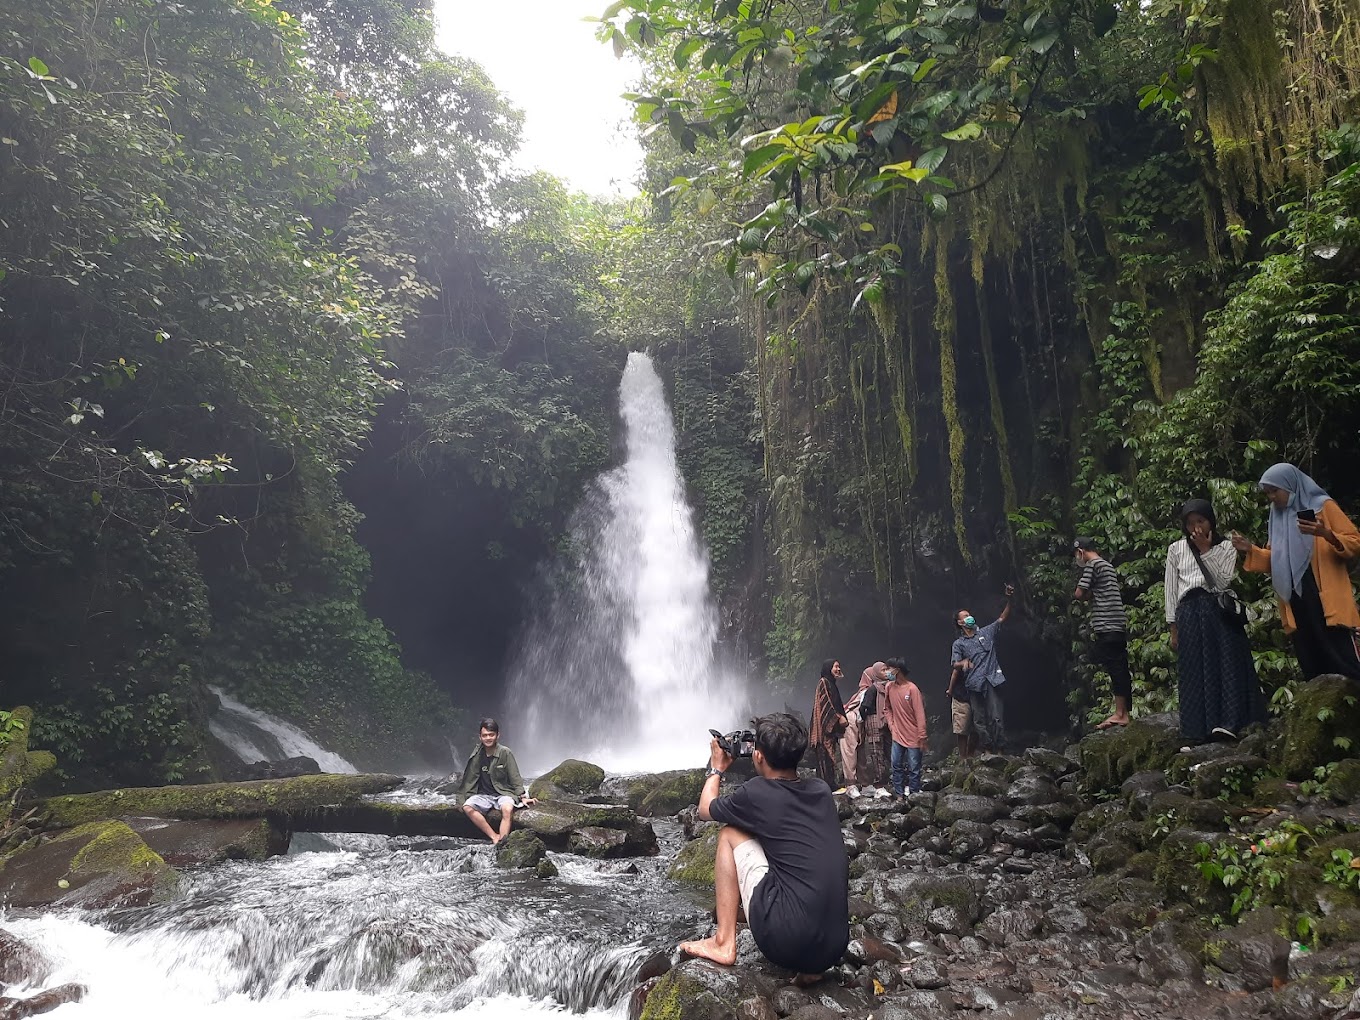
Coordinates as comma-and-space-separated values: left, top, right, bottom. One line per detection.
1317, 500, 1360, 560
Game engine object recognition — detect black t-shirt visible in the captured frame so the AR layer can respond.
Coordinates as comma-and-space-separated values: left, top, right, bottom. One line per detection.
474, 752, 498, 797
707, 776, 849, 973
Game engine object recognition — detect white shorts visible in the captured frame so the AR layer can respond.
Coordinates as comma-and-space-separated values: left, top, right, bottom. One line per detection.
464, 794, 515, 813
732, 836, 769, 918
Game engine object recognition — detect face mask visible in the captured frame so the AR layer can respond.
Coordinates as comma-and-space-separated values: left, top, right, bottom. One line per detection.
884, 669, 895, 680
963, 616, 976, 628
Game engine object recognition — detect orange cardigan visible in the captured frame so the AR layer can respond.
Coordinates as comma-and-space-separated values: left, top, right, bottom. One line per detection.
1242, 499, 1360, 633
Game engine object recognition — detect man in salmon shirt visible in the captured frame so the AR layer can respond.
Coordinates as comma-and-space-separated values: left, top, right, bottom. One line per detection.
881, 657, 928, 799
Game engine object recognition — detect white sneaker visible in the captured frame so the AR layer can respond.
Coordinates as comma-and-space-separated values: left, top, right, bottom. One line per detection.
874, 787, 892, 800
847, 785, 861, 799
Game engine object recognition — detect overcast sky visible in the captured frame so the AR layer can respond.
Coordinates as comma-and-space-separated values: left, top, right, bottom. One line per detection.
434, 0, 644, 197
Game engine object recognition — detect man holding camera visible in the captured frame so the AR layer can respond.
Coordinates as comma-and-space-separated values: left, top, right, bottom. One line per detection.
950, 584, 1015, 754
679, 713, 849, 979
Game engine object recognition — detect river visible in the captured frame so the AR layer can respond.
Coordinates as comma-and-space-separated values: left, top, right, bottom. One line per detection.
3, 820, 701, 1018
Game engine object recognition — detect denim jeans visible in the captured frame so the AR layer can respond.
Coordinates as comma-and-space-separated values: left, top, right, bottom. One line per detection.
890, 742, 923, 795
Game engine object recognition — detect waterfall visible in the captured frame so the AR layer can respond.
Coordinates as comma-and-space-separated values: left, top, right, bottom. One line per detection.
208, 687, 358, 775
508, 352, 746, 773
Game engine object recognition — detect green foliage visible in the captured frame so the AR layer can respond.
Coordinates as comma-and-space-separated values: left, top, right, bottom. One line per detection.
1194, 821, 1315, 918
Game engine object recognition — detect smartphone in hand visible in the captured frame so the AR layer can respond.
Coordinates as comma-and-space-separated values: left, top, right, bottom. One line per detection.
1297, 508, 1317, 523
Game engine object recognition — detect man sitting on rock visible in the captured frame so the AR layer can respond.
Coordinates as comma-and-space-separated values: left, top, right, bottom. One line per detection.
453, 717, 535, 844
680, 712, 849, 980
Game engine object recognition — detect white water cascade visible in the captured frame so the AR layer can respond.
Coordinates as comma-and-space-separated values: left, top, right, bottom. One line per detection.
509, 352, 746, 773
208, 687, 358, 774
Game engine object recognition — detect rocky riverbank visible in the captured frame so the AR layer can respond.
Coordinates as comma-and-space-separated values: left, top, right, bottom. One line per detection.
632, 675, 1360, 1020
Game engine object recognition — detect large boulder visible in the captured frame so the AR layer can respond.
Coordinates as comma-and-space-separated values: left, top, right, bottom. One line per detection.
933, 794, 1004, 826
1078, 713, 1182, 793
669, 829, 720, 885
0, 931, 49, 989
0, 820, 179, 909
125, 816, 289, 867
495, 829, 548, 869
597, 769, 707, 816
1279, 675, 1360, 779
33, 773, 406, 829
529, 760, 606, 801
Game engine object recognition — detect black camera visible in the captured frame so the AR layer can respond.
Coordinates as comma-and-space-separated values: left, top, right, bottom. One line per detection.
709, 728, 756, 758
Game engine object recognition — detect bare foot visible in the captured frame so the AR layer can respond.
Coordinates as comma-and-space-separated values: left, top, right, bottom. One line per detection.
490, 834, 502, 845
1096, 715, 1129, 730
678, 936, 736, 966
791, 973, 824, 987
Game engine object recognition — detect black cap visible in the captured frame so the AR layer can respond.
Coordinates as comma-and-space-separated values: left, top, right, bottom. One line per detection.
1073, 536, 1098, 552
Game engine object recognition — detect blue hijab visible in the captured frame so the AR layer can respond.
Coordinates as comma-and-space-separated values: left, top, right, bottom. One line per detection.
1259, 462, 1331, 599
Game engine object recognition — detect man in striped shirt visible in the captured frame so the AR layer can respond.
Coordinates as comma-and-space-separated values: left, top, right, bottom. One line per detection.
1073, 537, 1131, 729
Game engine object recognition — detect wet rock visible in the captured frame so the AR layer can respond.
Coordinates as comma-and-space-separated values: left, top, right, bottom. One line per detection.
1003, 770, 1060, 807
976, 907, 1043, 946
629, 976, 665, 1020
785, 1004, 839, 1020
0, 982, 86, 1019
1135, 929, 1203, 984
905, 956, 949, 988
1121, 770, 1170, 817
534, 858, 559, 879
1270, 975, 1347, 1020
1072, 801, 1127, 840
1078, 713, 1182, 793
0, 932, 48, 989
568, 826, 633, 858
530, 759, 607, 801
1280, 675, 1360, 779
867, 958, 903, 992
876, 989, 954, 1020
925, 905, 971, 936
1209, 927, 1290, 992
35, 773, 406, 829
934, 794, 1004, 826
495, 829, 548, 869
992, 819, 1040, 851
638, 959, 746, 1020
1024, 747, 1076, 777
848, 853, 891, 879
770, 986, 812, 1016
863, 912, 904, 943
670, 829, 719, 884
1327, 758, 1360, 803
870, 871, 980, 928
0, 819, 179, 909
125, 816, 288, 867
1191, 754, 1269, 800
902, 805, 934, 833
1153, 829, 1235, 911
0, 708, 56, 824
604, 770, 707, 817
960, 769, 1010, 799
946, 819, 994, 860
1009, 799, 1079, 828
1042, 902, 1091, 934
738, 996, 778, 1020
221, 756, 320, 782
843, 936, 904, 966
905, 827, 942, 852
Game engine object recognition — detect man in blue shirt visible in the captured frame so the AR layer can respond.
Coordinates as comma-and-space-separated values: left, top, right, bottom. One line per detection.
950, 584, 1014, 753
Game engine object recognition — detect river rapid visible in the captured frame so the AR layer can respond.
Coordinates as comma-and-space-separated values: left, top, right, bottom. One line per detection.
3, 823, 702, 1019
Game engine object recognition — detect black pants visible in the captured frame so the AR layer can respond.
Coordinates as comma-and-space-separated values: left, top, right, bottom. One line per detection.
1289, 567, 1360, 681
1091, 632, 1132, 700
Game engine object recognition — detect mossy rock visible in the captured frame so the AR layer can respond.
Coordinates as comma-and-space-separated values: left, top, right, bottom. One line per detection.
35, 773, 406, 829
1252, 774, 1299, 808
0, 819, 179, 908
1078, 714, 1182, 794
1279, 675, 1360, 779
669, 829, 719, 885
638, 770, 706, 817
529, 759, 606, 800
496, 829, 548, 869
0, 707, 56, 821
638, 964, 740, 1020
1153, 828, 1235, 915
1325, 759, 1360, 803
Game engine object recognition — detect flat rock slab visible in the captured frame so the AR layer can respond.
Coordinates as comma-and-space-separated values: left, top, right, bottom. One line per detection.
289, 800, 659, 857
0, 820, 178, 910
34, 773, 406, 829
125, 816, 288, 867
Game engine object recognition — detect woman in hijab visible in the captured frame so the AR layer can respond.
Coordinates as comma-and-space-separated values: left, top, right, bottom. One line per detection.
839, 662, 892, 794
810, 659, 848, 786
1165, 498, 1265, 743
1232, 463, 1360, 680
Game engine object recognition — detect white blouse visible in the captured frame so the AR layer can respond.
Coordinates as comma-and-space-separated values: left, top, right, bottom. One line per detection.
1164, 538, 1237, 622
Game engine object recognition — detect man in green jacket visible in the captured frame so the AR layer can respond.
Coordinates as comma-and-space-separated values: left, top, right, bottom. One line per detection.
454, 717, 536, 843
